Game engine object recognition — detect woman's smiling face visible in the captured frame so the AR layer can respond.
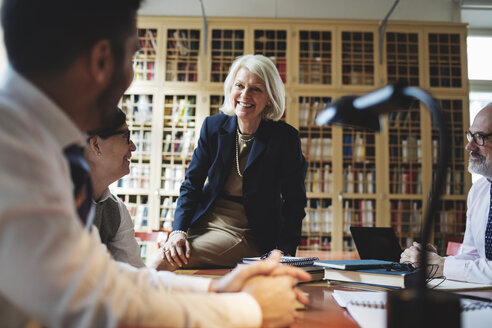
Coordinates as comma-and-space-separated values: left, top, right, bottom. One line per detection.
231, 67, 270, 127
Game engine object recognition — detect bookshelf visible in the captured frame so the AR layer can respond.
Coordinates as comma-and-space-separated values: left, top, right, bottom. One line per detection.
113, 17, 470, 258
211, 29, 245, 83
134, 28, 157, 81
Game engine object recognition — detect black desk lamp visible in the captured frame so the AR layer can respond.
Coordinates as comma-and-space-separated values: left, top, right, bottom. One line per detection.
316, 83, 461, 328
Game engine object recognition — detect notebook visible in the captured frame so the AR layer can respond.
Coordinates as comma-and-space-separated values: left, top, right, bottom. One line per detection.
332, 290, 492, 328
241, 256, 318, 267
350, 226, 403, 262
313, 259, 392, 270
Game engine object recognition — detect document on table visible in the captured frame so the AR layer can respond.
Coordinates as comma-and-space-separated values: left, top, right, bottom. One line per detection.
429, 278, 492, 291
332, 290, 492, 328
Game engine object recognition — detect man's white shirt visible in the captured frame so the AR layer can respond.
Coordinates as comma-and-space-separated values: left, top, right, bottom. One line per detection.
0, 67, 262, 327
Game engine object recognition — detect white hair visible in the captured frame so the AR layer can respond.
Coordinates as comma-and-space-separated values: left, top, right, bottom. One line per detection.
220, 54, 285, 121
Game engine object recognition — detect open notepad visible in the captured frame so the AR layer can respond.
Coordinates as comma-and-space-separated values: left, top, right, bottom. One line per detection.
241, 256, 318, 266
332, 290, 492, 328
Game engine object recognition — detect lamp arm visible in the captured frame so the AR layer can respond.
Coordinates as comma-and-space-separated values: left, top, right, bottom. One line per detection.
402, 86, 451, 290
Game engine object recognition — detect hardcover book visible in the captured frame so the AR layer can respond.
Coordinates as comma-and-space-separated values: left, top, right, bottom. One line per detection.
314, 259, 393, 270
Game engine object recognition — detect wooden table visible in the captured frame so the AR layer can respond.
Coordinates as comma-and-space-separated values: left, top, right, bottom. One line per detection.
175, 251, 492, 328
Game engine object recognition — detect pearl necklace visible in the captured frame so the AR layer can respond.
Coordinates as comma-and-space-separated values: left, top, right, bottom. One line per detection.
235, 129, 255, 178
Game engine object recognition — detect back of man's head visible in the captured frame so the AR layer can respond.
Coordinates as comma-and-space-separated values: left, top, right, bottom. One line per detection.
1, 0, 143, 77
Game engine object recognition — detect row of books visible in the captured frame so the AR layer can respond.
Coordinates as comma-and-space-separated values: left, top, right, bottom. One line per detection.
161, 166, 186, 192
342, 238, 357, 251
391, 201, 421, 234
299, 100, 328, 126
343, 133, 370, 160
305, 164, 332, 193
132, 131, 152, 157
303, 205, 333, 234
343, 165, 376, 194
343, 200, 375, 233
301, 137, 332, 160
126, 203, 149, 228
117, 164, 151, 189
137, 29, 157, 56
162, 130, 195, 158
341, 70, 374, 86
434, 205, 465, 234
133, 61, 155, 81
389, 169, 422, 194
165, 98, 196, 127
299, 236, 331, 251
160, 196, 177, 219
134, 72, 155, 81
123, 95, 153, 124
165, 60, 198, 82
299, 61, 331, 85
437, 170, 466, 195
389, 135, 422, 162
167, 30, 200, 56
134, 61, 155, 70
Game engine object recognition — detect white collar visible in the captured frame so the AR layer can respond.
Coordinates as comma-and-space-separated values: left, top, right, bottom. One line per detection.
0, 66, 85, 150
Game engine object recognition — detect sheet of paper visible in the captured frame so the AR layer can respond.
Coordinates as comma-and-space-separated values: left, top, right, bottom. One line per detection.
332, 290, 386, 308
346, 303, 386, 328
333, 290, 492, 328
429, 278, 492, 291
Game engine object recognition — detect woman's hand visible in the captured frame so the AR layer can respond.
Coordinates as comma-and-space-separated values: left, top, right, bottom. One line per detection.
162, 231, 191, 268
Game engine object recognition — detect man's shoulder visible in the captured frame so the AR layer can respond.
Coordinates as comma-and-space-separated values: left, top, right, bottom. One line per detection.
472, 177, 490, 190
0, 97, 59, 157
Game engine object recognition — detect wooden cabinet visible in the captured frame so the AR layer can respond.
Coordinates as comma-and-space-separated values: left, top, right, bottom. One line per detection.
113, 17, 470, 258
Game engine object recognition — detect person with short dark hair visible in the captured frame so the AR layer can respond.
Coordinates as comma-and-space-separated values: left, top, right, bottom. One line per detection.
86, 107, 154, 269
162, 54, 307, 269
0, 1, 310, 327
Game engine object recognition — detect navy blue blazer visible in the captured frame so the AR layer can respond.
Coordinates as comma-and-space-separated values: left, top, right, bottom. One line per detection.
173, 113, 307, 255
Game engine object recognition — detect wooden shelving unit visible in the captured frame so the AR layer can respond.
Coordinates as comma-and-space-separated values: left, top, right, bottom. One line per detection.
112, 17, 470, 259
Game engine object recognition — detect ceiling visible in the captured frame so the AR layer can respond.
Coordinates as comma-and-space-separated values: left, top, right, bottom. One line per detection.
138, 0, 492, 31
460, 0, 492, 30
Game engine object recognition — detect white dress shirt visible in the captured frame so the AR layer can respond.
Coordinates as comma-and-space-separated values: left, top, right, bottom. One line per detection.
93, 189, 146, 268
0, 67, 262, 327
444, 177, 492, 283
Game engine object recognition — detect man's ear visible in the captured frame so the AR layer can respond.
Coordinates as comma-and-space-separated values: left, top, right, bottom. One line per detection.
89, 39, 114, 86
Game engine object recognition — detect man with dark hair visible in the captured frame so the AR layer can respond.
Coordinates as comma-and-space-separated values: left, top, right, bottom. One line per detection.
0, 1, 309, 327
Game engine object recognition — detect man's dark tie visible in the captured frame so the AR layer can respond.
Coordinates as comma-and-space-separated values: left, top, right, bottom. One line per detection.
63, 144, 94, 230
485, 183, 492, 260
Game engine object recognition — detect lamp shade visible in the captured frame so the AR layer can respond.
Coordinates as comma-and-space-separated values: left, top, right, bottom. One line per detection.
315, 95, 381, 131
315, 84, 414, 131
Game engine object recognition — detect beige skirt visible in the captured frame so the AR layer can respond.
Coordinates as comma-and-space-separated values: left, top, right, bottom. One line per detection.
183, 197, 261, 268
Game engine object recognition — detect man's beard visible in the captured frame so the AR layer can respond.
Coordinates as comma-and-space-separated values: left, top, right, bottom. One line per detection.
468, 150, 492, 179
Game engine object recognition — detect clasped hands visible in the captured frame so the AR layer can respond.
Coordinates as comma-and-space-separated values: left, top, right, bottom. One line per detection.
400, 241, 445, 277
210, 250, 311, 327
162, 232, 310, 327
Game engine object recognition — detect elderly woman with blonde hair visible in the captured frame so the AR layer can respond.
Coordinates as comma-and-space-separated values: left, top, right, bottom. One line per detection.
161, 54, 307, 270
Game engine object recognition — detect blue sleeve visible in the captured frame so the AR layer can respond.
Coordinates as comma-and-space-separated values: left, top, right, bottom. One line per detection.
277, 128, 307, 255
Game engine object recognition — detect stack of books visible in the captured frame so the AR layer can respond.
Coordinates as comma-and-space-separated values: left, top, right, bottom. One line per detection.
313, 259, 418, 288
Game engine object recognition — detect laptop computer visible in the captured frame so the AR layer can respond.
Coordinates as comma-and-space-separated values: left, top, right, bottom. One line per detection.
350, 226, 403, 262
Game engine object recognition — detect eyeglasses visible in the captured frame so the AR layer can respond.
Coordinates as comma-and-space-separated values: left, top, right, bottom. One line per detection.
99, 129, 131, 144
466, 130, 492, 146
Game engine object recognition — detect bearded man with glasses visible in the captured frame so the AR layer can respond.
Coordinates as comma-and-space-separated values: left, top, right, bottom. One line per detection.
400, 103, 492, 284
